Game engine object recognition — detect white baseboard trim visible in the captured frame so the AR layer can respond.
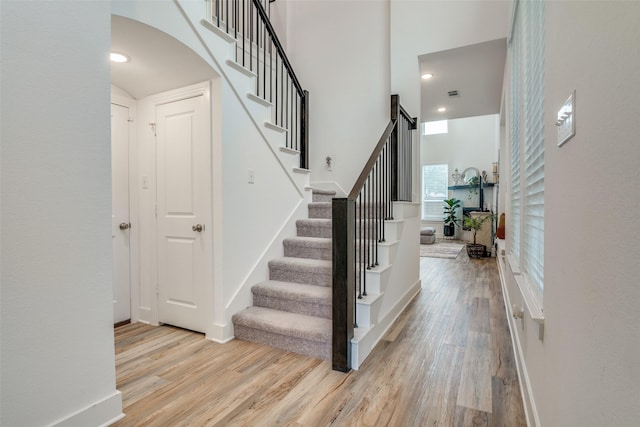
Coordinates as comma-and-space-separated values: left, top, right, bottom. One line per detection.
52, 390, 123, 427
206, 322, 235, 343
497, 255, 541, 427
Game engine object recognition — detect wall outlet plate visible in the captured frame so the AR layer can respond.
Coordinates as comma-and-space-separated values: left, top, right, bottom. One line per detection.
556, 90, 576, 147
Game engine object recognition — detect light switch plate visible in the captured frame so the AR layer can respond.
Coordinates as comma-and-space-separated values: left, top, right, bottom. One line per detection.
556, 90, 576, 147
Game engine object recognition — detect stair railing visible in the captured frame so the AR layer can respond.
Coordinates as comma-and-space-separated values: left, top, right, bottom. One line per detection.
332, 95, 417, 372
207, 0, 309, 169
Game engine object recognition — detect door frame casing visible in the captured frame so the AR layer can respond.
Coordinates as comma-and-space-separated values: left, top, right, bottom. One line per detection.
111, 91, 139, 323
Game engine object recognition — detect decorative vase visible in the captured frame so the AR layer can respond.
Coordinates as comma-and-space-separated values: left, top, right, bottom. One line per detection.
451, 169, 462, 185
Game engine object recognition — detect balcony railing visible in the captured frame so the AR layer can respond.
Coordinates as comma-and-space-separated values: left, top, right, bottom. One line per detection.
207, 0, 309, 168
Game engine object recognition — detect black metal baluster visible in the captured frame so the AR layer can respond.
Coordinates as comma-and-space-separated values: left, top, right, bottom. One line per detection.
356, 191, 364, 299
269, 37, 273, 103
365, 175, 372, 268
242, 0, 245, 66
371, 170, 376, 268
381, 144, 386, 240
380, 151, 385, 242
353, 209, 358, 328
263, 20, 266, 99
234, 0, 238, 62
280, 60, 284, 135
293, 93, 298, 152
255, 1, 259, 79
377, 158, 381, 259
365, 179, 370, 273
408, 120, 412, 199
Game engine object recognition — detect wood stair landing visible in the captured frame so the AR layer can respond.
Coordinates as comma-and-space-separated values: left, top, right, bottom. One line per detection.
232, 190, 335, 359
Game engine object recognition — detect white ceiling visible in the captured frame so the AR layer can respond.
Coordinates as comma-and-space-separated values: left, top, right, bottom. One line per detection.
419, 38, 507, 123
111, 16, 216, 99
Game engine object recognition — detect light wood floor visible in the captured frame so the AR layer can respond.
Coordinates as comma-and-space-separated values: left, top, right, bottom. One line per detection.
113, 253, 526, 426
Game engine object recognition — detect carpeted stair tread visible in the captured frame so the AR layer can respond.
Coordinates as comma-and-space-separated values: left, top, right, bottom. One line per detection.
296, 218, 332, 238
253, 280, 331, 303
283, 236, 332, 260
311, 189, 336, 203
233, 306, 331, 342
269, 257, 332, 287
308, 202, 331, 208
252, 280, 331, 318
308, 202, 332, 219
283, 236, 331, 248
269, 257, 331, 273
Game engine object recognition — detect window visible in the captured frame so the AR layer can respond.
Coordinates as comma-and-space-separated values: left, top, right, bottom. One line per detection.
421, 120, 448, 136
508, 0, 545, 310
422, 164, 448, 220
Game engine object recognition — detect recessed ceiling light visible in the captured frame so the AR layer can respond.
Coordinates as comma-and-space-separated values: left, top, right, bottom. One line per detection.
437, 107, 447, 112
110, 52, 130, 63
421, 73, 434, 80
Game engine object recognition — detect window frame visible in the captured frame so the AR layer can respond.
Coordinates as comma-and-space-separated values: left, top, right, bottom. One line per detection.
421, 164, 449, 221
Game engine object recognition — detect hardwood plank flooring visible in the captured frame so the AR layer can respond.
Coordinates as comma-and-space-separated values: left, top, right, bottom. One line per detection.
113, 252, 526, 426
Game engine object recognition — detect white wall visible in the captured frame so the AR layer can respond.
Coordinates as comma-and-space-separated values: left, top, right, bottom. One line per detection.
501, 1, 640, 425
0, 2, 123, 426
390, 0, 510, 117
421, 114, 499, 187
285, 0, 391, 193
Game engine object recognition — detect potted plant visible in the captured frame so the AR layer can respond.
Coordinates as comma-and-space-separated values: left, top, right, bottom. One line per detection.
443, 198, 461, 237
463, 214, 495, 257
467, 175, 480, 200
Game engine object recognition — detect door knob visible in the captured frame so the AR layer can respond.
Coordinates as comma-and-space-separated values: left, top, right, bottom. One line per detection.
192, 224, 204, 232
119, 223, 130, 230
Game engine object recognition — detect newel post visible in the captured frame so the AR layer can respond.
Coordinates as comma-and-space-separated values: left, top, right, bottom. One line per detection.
300, 90, 309, 169
332, 198, 354, 372
390, 94, 400, 202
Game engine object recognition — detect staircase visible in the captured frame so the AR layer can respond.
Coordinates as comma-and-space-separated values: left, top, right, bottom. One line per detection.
232, 189, 336, 359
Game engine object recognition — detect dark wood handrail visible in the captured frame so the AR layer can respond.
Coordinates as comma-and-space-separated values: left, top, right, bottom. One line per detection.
348, 120, 396, 199
251, 0, 304, 96
399, 104, 417, 129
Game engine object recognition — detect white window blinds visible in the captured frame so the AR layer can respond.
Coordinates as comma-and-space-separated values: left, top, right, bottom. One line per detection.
523, 0, 545, 291
510, 15, 522, 263
509, 0, 545, 294
422, 164, 449, 220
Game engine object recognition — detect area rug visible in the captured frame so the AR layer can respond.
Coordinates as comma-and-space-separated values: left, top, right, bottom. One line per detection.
420, 241, 465, 259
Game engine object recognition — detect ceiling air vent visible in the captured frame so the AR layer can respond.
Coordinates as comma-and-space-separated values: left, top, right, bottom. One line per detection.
448, 90, 459, 97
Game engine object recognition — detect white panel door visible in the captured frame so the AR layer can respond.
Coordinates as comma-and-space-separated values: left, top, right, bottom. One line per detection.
156, 95, 210, 333
111, 103, 131, 323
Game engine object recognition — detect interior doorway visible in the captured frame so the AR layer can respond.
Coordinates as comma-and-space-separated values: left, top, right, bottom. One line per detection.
111, 102, 132, 324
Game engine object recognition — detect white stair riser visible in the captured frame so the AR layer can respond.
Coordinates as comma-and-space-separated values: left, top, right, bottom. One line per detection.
356, 265, 392, 295
377, 241, 399, 266
383, 220, 404, 242
355, 293, 383, 328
